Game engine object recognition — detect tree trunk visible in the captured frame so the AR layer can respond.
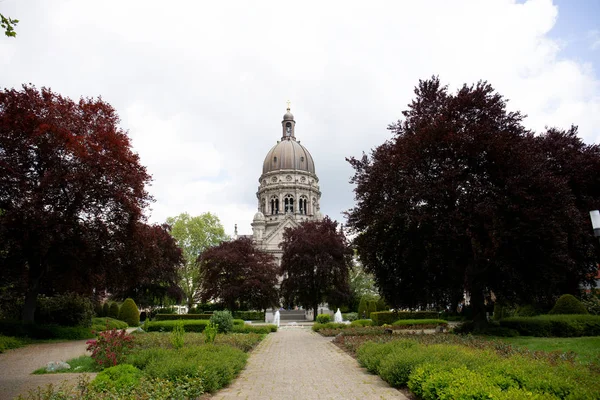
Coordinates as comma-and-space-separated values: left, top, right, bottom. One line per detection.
22, 260, 45, 324
313, 305, 318, 321
470, 287, 488, 329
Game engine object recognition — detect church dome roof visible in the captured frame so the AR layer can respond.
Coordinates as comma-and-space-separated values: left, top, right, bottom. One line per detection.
283, 109, 294, 121
253, 211, 265, 221
262, 139, 315, 175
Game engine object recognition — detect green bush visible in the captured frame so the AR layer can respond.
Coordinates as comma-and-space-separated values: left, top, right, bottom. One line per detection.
108, 302, 120, 319
170, 320, 185, 349
35, 293, 95, 327
391, 319, 447, 328
316, 314, 331, 323
350, 319, 373, 327
357, 297, 368, 319
91, 364, 142, 392
91, 317, 128, 332
133, 345, 247, 393
0, 334, 27, 353
231, 324, 277, 334
581, 292, 600, 315
370, 311, 439, 325
204, 323, 218, 343
153, 307, 176, 315
154, 313, 213, 321
549, 294, 588, 315
0, 321, 94, 339
118, 298, 140, 327
357, 339, 600, 398
102, 303, 109, 318
367, 300, 377, 319
145, 320, 209, 333
94, 302, 104, 317
342, 312, 358, 321
232, 311, 264, 320
210, 311, 233, 333
500, 314, 600, 337
516, 304, 541, 317
312, 322, 348, 332
233, 319, 245, 326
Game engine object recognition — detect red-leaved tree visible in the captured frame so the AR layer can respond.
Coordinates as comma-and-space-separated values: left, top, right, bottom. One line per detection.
0, 85, 171, 322
280, 217, 352, 320
198, 237, 279, 311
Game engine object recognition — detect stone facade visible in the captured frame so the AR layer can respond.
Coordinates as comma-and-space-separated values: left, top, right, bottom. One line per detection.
250, 107, 322, 263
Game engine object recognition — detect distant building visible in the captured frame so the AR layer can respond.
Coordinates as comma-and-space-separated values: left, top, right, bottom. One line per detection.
236, 106, 323, 264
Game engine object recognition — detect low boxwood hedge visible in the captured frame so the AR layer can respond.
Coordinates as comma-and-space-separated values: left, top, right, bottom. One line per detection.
0, 320, 94, 339
154, 314, 213, 321
370, 311, 440, 326
500, 314, 600, 337
312, 322, 348, 332
232, 311, 264, 321
145, 320, 209, 333
391, 319, 447, 329
231, 324, 277, 334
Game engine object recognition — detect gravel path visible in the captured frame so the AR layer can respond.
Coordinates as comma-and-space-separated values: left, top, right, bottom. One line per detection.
212, 326, 408, 400
0, 340, 95, 400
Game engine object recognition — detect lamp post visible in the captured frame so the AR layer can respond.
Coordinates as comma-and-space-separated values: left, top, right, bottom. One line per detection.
590, 210, 600, 241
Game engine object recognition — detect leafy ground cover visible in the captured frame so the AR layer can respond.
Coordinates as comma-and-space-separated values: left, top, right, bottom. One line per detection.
23, 329, 270, 399
91, 317, 128, 332
32, 355, 102, 374
331, 328, 600, 398
0, 334, 29, 353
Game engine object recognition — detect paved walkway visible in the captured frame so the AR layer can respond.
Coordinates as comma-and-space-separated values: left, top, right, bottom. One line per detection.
213, 327, 408, 400
0, 340, 95, 400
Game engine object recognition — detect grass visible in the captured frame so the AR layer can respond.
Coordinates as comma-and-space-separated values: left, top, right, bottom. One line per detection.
91, 317, 128, 332
33, 355, 102, 374
0, 334, 30, 353
498, 336, 600, 364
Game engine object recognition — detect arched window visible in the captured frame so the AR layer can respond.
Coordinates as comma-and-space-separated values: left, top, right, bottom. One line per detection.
284, 194, 294, 213
285, 122, 292, 137
271, 196, 279, 215
299, 195, 308, 215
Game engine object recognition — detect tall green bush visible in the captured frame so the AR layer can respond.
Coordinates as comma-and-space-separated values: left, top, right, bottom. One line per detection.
108, 302, 120, 319
549, 294, 588, 315
35, 293, 94, 327
102, 302, 109, 318
118, 298, 140, 327
210, 311, 233, 333
367, 300, 377, 318
94, 302, 104, 317
358, 297, 368, 319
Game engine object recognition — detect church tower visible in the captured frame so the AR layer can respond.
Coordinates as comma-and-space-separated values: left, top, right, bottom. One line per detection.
252, 105, 322, 263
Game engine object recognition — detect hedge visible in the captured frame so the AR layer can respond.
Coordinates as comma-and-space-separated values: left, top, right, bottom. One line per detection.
357, 339, 600, 398
500, 314, 600, 337
118, 298, 140, 327
231, 324, 277, 334
154, 314, 213, 321
0, 320, 94, 339
370, 311, 440, 326
391, 319, 447, 329
232, 311, 264, 320
145, 320, 209, 333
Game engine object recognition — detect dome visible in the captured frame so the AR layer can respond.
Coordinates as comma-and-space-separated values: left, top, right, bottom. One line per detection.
262, 139, 315, 174
283, 109, 294, 121
253, 211, 265, 222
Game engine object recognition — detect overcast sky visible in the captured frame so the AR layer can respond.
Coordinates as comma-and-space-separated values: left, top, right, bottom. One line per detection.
2, 0, 599, 236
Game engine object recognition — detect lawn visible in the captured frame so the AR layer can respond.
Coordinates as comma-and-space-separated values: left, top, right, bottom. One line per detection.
499, 336, 600, 364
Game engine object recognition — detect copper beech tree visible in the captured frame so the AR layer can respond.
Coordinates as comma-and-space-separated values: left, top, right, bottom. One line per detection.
280, 217, 352, 320
0, 85, 182, 322
346, 77, 600, 323
198, 237, 279, 311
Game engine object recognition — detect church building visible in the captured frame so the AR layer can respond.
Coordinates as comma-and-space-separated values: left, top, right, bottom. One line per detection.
248, 106, 323, 263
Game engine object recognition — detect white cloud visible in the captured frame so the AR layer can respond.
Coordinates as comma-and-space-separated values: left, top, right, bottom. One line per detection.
2, 0, 599, 235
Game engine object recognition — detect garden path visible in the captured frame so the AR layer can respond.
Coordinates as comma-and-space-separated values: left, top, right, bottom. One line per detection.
212, 326, 408, 400
0, 339, 96, 400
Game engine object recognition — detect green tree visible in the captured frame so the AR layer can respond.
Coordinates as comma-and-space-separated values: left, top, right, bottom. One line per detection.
166, 212, 228, 310
367, 300, 377, 319
348, 256, 378, 311
118, 298, 140, 326
357, 297, 368, 319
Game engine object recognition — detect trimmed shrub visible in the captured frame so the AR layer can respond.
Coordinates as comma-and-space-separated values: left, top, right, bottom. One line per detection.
233, 319, 245, 326
357, 297, 368, 319
232, 311, 264, 320
391, 319, 447, 329
108, 302, 120, 319
210, 311, 234, 333
118, 298, 140, 327
232, 324, 277, 334
515, 304, 541, 317
155, 313, 213, 321
500, 314, 600, 337
312, 322, 348, 332
316, 314, 331, 324
370, 311, 439, 326
91, 364, 142, 392
102, 303, 109, 318
145, 320, 209, 333
35, 293, 95, 327
350, 319, 373, 327
367, 300, 377, 318
91, 317, 128, 332
94, 302, 104, 317
132, 345, 247, 393
549, 294, 588, 315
